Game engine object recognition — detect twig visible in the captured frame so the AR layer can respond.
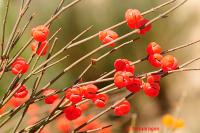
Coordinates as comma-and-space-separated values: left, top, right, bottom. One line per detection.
0, 0, 11, 56
75, 38, 139, 83
67, 0, 177, 48
33, 55, 69, 75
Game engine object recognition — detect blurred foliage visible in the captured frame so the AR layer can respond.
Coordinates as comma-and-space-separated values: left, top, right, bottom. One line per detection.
0, 0, 200, 132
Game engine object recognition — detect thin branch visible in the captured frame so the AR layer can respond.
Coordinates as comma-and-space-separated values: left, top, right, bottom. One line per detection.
33, 55, 69, 75
0, 0, 11, 56
67, 0, 177, 48
98, 38, 200, 80
73, 93, 134, 132
75, 38, 139, 83
31, 38, 58, 71
10, 13, 36, 49
3, 0, 32, 57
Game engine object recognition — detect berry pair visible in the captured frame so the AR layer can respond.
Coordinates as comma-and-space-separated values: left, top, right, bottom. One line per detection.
31, 41, 49, 56
11, 58, 29, 75
114, 100, 131, 116
147, 42, 163, 68
65, 84, 109, 109
143, 74, 161, 97
114, 59, 135, 73
65, 87, 83, 104
66, 84, 98, 103
114, 71, 142, 93
31, 25, 49, 56
92, 93, 109, 108
125, 9, 152, 35
114, 59, 142, 93
82, 84, 98, 99
82, 85, 108, 108
31, 25, 49, 42
99, 30, 118, 46
114, 71, 134, 89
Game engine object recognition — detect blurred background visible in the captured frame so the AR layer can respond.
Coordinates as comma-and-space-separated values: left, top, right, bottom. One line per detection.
0, 0, 200, 132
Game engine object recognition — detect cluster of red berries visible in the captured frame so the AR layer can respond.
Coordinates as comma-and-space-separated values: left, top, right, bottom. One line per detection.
112, 59, 161, 116
31, 25, 49, 56
112, 59, 142, 116
11, 25, 50, 75
98, 9, 152, 47
125, 9, 152, 34
146, 42, 178, 72
113, 58, 161, 97
64, 84, 109, 120
114, 59, 142, 93
10, 26, 50, 100
143, 74, 161, 97
99, 30, 118, 47
113, 42, 179, 98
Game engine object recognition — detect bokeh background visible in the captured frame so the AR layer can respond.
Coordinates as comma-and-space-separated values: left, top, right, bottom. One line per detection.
0, 0, 200, 132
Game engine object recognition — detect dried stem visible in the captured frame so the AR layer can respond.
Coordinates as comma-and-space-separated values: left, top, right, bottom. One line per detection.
10, 13, 35, 50
73, 93, 134, 132
68, 0, 177, 48
33, 55, 69, 75
98, 38, 200, 80
3, 0, 32, 57
0, 0, 11, 56
76, 38, 139, 83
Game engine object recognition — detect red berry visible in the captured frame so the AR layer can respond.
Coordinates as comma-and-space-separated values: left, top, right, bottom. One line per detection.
114, 59, 128, 71
43, 89, 58, 104
93, 93, 108, 108
125, 9, 143, 29
114, 71, 133, 88
102, 36, 115, 46
11, 58, 29, 75
83, 84, 98, 99
65, 87, 83, 104
148, 53, 163, 68
114, 100, 131, 116
99, 30, 107, 41
136, 19, 152, 35
143, 82, 160, 97
146, 42, 162, 55
99, 30, 118, 46
114, 59, 135, 74
125, 65, 135, 74
64, 106, 82, 120
31, 41, 49, 56
126, 77, 142, 93
31, 25, 49, 42
14, 84, 28, 98
161, 55, 178, 72
147, 74, 161, 84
